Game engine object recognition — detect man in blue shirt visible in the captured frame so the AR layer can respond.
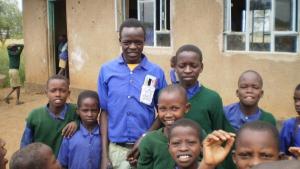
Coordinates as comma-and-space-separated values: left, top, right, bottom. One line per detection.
98, 18, 167, 169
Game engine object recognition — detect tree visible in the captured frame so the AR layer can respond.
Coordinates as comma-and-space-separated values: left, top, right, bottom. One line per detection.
0, 0, 22, 47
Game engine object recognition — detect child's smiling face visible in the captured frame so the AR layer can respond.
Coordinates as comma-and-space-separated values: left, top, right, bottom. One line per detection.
169, 126, 201, 169
157, 90, 190, 129
233, 129, 279, 169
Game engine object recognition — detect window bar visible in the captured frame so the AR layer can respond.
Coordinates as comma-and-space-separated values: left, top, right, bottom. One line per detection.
245, 0, 250, 51
270, 0, 275, 52
154, 0, 157, 46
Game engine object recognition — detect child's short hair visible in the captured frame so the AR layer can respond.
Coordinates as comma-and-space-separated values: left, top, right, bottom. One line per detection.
159, 84, 187, 102
46, 74, 70, 87
119, 18, 146, 39
174, 44, 203, 63
9, 143, 52, 169
252, 160, 300, 169
238, 70, 263, 87
168, 118, 202, 141
77, 90, 100, 109
236, 121, 279, 149
295, 83, 300, 91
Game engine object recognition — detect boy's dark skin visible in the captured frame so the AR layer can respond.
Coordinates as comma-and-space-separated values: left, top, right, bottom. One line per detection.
46, 78, 76, 137
236, 71, 264, 116
0, 138, 7, 169
100, 26, 161, 169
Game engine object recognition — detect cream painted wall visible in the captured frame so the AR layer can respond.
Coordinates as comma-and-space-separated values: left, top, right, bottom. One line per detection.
23, 0, 49, 85
23, 0, 300, 119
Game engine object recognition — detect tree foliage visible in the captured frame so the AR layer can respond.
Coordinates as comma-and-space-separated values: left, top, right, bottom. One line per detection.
0, 0, 22, 46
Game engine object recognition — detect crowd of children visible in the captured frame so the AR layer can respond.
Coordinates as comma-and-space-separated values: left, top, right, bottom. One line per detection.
1, 18, 300, 169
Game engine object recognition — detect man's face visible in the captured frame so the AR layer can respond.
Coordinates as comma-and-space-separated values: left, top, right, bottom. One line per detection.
119, 27, 145, 64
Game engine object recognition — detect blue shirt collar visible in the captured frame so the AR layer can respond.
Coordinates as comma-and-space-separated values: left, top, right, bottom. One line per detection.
117, 53, 151, 70
80, 123, 100, 137
238, 103, 262, 123
46, 104, 68, 120
186, 81, 201, 99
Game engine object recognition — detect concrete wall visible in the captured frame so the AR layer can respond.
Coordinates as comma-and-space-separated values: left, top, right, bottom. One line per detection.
23, 0, 49, 87
23, 0, 300, 119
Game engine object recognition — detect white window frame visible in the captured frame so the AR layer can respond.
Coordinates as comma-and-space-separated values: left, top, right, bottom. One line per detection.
115, 0, 171, 47
224, 0, 299, 53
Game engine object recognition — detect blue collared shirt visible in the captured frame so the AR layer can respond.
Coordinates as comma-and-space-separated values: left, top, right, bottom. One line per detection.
186, 82, 201, 99
58, 123, 101, 169
98, 54, 167, 143
280, 117, 300, 155
223, 102, 262, 131
20, 104, 68, 148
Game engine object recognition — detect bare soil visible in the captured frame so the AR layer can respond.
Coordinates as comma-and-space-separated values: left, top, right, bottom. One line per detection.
0, 88, 47, 161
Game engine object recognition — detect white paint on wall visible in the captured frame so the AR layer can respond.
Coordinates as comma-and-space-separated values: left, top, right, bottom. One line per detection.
71, 47, 85, 71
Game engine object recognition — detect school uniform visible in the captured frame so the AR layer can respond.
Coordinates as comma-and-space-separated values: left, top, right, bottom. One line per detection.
138, 128, 175, 169
184, 82, 234, 169
280, 117, 300, 155
98, 54, 167, 168
58, 123, 101, 169
224, 102, 277, 131
20, 103, 78, 156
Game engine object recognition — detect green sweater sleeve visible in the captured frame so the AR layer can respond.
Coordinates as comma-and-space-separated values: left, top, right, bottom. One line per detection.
137, 135, 154, 169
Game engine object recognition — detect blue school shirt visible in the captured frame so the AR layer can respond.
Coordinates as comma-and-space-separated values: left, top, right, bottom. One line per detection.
223, 102, 262, 131
20, 104, 68, 148
186, 82, 201, 99
280, 117, 300, 155
98, 54, 167, 143
58, 123, 101, 169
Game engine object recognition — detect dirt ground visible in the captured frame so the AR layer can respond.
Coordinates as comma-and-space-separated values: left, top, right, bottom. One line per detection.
0, 87, 48, 162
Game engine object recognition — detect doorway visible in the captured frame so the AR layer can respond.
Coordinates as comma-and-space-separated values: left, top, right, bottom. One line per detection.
47, 0, 68, 77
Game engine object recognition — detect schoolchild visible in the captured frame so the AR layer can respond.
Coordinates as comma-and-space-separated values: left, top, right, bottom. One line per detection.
224, 70, 276, 131
280, 83, 300, 156
20, 75, 78, 156
251, 160, 300, 169
173, 44, 233, 134
197, 121, 280, 169
138, 84, 191, 169
168, 118, 203, 169
58, 90, 101, 169
4, 44, 24, 105
98, 18, 167, 168
9, 142, 61, 169
173, 44, 234, 169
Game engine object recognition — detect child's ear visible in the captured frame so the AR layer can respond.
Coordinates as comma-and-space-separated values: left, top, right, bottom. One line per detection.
232, 150, 236, 164
235, 89, 239, 97
261, 90, 264, 98
199, 62, 204, 74
185, 103, 191, 113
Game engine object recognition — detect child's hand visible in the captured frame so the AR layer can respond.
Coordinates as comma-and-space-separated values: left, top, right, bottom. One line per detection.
288, 147, 300, 160
201, 130, 235, 168
62, 121, 77, 138
126, 135, 145, 167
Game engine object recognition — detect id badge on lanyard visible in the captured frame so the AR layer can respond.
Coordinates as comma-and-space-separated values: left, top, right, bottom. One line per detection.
140, 75, 157, 105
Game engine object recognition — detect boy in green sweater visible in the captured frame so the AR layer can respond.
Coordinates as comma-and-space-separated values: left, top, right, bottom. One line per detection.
173, 44, 234, 169
138, 84, 192, 169
224, 70, 276, 131
20, 75, 78, 156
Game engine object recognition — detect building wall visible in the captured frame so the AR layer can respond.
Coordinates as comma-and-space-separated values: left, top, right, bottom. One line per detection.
23, 0, 300, 119
23, 0, 49, 87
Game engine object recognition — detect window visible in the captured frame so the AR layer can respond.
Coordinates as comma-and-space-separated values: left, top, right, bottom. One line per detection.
115, 0, 171, 47
224, 0, 299, 53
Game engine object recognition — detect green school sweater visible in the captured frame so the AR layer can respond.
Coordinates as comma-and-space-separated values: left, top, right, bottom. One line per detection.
185, 86, 235, 169
260, 109, 277, 126
185, 86, 234, 133
26, 103, 78, 156
137, 128, 175, 169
